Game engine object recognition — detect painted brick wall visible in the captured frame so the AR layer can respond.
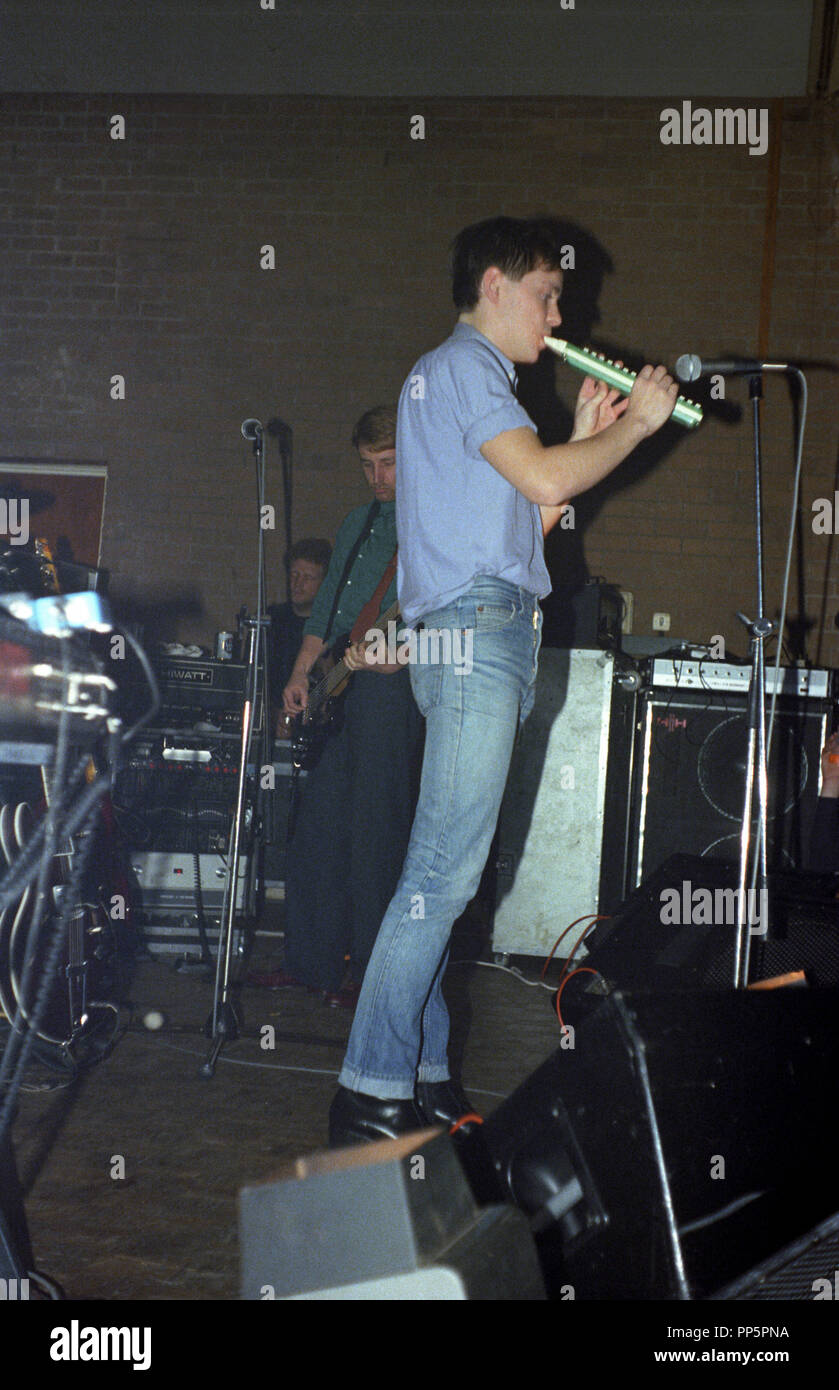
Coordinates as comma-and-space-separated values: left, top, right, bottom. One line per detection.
0, 94, 836, 668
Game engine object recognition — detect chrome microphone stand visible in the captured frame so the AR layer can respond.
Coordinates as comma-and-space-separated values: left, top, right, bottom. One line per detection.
201, 419, 270, 1077
732, 373, 773, 988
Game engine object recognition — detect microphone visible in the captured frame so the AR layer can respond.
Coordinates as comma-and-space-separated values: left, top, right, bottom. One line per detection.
241, 418, 264, 441
675, 354, 792, 383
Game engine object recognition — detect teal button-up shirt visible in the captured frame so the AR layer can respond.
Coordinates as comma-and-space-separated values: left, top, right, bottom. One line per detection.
304, 500, 398, 643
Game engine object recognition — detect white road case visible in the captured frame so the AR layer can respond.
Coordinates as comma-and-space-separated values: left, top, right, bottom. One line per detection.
492, 647, 630, 960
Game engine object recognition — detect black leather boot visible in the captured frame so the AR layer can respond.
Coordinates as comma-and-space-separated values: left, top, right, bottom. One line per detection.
415, 1080, 483, 1134
328, 1085, 426, 1148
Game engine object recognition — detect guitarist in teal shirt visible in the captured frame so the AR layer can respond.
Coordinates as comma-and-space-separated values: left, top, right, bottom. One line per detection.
251, 407, 423, 1007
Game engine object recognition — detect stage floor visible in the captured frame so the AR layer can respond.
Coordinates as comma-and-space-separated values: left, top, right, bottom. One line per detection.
12, 906, 561, 1300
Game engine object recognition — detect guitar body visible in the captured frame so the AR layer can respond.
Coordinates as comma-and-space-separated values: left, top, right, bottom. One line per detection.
291, 665, 347, 771
289, 604, 401, 771
292, 705, 343, 771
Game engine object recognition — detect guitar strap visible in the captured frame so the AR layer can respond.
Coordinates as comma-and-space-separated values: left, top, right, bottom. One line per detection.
350, 550, 398, 643
321, 501, 380, 647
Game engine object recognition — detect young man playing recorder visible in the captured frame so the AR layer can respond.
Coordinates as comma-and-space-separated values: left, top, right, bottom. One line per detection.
330, 216, 679, 1145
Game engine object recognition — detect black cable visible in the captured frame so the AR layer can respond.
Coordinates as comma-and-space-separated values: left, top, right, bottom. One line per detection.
0, 770, 115, 1100
0, 1204, 25, 1282
0, 756, 92, 906
0, 1018, 80, 1079
119, 628, 160, 747
191, 794, 213, 967
0, 794, 103, 1149
0, 633, 121, 1294
0, 645, 75, 1094
678, 1190, 766, 1236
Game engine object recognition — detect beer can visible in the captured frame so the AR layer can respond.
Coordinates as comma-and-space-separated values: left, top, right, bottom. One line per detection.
216, 630, 234, 661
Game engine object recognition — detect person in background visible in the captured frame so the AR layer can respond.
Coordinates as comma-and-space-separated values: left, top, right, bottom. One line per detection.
268, 538, 332, 726
808, 732, 839, 873
251, 407, 423, 1008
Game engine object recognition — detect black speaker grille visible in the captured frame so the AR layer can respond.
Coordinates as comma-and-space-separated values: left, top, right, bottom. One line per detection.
712, 1211, 839, 1300
633, 691, 828, 885
587, 854, 839, 990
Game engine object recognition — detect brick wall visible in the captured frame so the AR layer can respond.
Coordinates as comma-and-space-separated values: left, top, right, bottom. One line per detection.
0, 94, 836, 667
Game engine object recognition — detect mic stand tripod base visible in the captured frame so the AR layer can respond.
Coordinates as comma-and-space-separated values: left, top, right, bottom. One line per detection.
201, 997, 243, 1078
175, 956, 214, 978
200, 613, 267, 1078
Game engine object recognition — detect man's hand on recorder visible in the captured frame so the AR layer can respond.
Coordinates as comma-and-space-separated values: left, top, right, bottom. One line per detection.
623, 364, 679, 435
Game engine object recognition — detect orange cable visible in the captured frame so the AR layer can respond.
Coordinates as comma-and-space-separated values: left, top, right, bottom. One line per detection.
449, 1112, 483, 1134
555, 966, 599, 1031
540, 914, 606, 978
556, 915, 611, 988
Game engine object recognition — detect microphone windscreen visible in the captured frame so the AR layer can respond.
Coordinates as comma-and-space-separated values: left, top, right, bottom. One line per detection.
675, 354, 701, 383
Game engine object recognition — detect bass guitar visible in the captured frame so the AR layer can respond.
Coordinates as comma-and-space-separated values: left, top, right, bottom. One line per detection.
291, 600, 401, 769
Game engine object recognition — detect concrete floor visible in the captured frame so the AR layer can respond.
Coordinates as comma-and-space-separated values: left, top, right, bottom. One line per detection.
11, 909, 561, 1302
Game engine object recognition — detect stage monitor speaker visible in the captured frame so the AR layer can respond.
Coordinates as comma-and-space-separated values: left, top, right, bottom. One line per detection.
583, 852, 839, 991
471, 987, 839, 1300
239, 1128, 545, 1301
630, 685, 829, 888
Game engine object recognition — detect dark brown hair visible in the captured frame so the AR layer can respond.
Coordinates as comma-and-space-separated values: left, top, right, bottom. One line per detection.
451, 216, 569, 310
351, 405, 397, 452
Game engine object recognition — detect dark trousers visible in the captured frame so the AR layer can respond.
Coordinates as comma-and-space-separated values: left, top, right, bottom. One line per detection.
283, 667, 423, 991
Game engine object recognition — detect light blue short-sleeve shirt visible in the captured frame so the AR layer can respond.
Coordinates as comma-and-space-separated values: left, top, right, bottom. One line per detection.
396, 322, 551, 624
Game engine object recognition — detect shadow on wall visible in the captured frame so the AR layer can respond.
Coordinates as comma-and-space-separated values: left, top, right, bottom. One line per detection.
516, 215, 740, 638
110, 589, 206, 651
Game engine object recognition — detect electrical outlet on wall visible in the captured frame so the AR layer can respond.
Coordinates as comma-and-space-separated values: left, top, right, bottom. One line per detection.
652, 612, 671, 632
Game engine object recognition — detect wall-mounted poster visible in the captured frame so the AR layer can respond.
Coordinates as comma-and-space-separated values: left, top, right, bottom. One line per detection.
0, 459, 107, 593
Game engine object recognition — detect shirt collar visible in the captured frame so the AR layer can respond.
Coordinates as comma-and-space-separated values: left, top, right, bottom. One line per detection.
451, 321, 518, 387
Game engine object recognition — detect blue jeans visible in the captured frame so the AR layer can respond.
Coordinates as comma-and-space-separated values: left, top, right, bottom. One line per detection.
338, 577, 542, 1099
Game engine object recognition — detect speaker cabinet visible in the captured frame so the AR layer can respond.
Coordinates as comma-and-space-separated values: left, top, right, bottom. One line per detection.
473, 988, 839, 1300
711, 1210, 839, 1300
584, 852, 839, 990
239, 1129, 545, 1301
630, 686, 829, 888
